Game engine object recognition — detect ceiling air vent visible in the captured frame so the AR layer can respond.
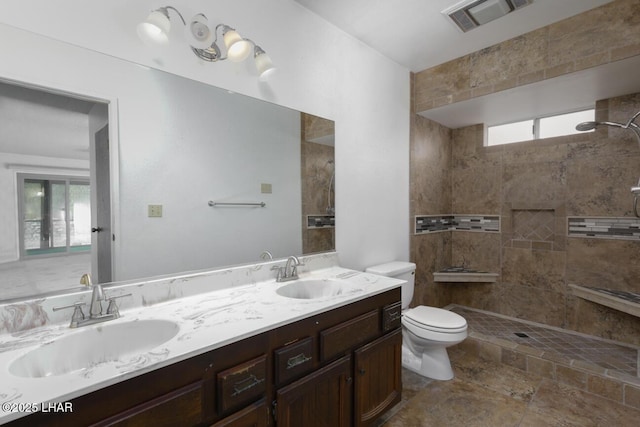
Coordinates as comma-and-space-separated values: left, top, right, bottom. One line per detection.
442, 0, 532, 33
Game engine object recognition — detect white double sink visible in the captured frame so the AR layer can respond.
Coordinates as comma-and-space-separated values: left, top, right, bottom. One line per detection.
8, 277, 361, 379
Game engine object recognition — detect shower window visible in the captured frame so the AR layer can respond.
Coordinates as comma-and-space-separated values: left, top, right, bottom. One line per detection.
487, 108, 594, 146
18, 174, 91, 258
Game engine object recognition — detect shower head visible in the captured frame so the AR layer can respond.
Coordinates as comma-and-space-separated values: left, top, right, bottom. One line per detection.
575, 121, 598, 131
576, 111, 640, 218
575, 120, 626, 131
575, 110, 640, 147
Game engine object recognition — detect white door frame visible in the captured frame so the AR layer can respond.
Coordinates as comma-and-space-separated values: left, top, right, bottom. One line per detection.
0, 73, 120, 284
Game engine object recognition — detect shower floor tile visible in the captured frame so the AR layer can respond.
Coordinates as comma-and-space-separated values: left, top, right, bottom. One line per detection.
450, 305, 639, 377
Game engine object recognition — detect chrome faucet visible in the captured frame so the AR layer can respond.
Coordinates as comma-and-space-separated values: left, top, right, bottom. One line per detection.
272, 256, 305, 282
53, 273, 131, 328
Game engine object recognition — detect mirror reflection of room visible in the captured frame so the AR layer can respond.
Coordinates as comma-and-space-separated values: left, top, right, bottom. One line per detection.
0, 80, 335, 302
0, 82, 107, 300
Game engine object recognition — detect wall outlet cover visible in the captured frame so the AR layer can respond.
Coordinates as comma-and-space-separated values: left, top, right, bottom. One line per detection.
148, 204, 163, 217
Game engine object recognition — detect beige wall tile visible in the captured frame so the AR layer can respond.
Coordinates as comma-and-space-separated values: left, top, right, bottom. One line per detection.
588, 375, 624, 402
414, 0, 640, 112
555, 365, 588, 389
502, 247, 566, 293
527, 356, 555, 379
625, 384, 640, 409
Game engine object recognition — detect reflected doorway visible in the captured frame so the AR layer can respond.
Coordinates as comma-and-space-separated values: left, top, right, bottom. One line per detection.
0, 80, 112, 300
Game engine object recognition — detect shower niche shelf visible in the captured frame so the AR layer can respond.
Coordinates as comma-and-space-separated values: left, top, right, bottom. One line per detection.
569, 284, 640, 318
433, 267, 498, 283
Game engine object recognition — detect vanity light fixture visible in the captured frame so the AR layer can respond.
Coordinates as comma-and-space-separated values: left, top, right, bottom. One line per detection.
137, 6, 275, 80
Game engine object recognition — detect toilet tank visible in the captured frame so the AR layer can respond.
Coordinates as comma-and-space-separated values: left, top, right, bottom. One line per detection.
365, 261, 416, 309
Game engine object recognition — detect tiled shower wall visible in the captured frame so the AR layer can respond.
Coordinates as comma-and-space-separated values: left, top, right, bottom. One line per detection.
410, 0, 640, 346
411, 94, 640, 347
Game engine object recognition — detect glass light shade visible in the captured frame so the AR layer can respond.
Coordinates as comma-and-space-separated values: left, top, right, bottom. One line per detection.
255, 51, 275, 81
137, 10, 171, 44
185, 14, 214, 49
223, 29, 251, 62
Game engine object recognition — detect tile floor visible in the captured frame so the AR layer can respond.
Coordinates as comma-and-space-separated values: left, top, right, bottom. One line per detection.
376, 347, 640, 426
451, 305, 639, 376
0, 253, 90, 301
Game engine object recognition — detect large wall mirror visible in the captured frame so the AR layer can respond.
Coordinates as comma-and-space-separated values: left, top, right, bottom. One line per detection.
0, 67, 334, 302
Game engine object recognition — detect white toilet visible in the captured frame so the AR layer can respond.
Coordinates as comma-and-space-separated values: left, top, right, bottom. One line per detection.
366, 261, 467, 380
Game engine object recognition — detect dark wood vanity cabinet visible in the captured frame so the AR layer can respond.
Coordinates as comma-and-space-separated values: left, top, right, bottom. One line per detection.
5, 288, 401, 427
275, 329, 402, 427
354, 329, 402, 427
275, 356, 353, 427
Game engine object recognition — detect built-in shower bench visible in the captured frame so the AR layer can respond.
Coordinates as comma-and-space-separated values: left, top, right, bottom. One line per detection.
569, 284, 640, 318
433, 267, 499, 283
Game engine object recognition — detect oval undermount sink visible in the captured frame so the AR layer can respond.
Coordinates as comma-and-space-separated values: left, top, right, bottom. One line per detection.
276, 279, 362, 299
9, 319, 179, 378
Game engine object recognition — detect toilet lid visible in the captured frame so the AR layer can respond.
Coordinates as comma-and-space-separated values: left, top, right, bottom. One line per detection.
404, 306, 467, 330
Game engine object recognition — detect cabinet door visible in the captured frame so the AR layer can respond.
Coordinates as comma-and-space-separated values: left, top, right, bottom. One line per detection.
276, 356, 352, 427
354, 329, 402, 427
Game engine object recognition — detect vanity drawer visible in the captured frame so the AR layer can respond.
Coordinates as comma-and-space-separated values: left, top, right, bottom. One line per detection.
383, 302, 402, 331
320, 310, 380, 361
217, 354, 267, 414
96, 381, 203, 426
274, 337, 315, 385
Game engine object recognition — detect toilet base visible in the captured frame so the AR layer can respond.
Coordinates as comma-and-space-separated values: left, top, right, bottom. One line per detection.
401, 344, 454, 381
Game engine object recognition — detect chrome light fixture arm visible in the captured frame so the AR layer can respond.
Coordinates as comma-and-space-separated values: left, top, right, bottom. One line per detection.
191, 24, 236, 62
159, 6, 186, 25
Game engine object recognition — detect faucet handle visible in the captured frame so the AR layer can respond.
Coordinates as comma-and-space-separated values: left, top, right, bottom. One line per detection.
271, 265, 284, 280
53, 302, 86, 312
105, 293, 132, 317
53, 302, 86, 327
106, 299, 119, 317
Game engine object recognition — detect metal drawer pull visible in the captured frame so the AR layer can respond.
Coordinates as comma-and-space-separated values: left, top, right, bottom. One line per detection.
286, 353, 312, 369
232, 374, 264, 396
388, 311, 400, 321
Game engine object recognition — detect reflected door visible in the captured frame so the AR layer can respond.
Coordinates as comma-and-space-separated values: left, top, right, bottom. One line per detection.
93, 124, 112, 283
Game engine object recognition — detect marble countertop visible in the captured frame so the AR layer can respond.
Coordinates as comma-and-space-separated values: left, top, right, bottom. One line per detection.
0, 265, 402, 423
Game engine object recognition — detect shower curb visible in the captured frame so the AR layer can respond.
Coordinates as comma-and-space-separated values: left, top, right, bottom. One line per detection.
456, 327, 640, 411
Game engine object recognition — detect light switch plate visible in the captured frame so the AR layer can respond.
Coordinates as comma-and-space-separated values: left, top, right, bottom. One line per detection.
148, 204, 163, 217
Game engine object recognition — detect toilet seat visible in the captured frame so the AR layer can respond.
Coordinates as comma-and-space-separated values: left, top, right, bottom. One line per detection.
403, 306, 467, 334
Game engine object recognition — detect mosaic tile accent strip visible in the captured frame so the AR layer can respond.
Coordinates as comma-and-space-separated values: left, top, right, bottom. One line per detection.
568, 217, 640, 240
307, 215, 335, 229
415, 215, 500, 234
415, 215, 454, 233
